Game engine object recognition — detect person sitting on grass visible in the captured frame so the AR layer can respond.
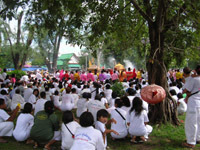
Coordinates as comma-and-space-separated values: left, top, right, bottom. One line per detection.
95, 109, 119, 149
110, 98, 128, 140
61, 110, 80, 150
30, 101, 60, 150
70, 112, 104, 150
127, 97, 153, 143
13, 103, 34, 143
0, 98, 19, 143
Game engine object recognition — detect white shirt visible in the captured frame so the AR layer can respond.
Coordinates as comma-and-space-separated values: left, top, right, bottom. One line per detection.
34, 98, 47, 115
177, 98, 187, 113
101, 98, 108, 106
60, 94, 74, 111
53, 95, 61, 108
70, 126, 104, 150
104, 89, 112, 101
76, 98, 89, 118
13, 113, 34, 141
28, 94, 37, 105
184, 76, 200, 110
11, 94, 25, 110
0, 109, 10, 123
111, 108, 127, 135
87, 100, 105, 121
24, 88, 33, 102
95, 121, 106, 148
127, 110, 149, 136
61, 121, 80, 150
71, 94, 79, 109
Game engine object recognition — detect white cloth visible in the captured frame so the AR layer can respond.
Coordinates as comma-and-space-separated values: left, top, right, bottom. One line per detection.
87, 100, 105, 121
110, 108, 128, 139
34, 98, 47, 115
45, 91, 52, 101
70, 126, 104, 150
53, 95, 61, 108
101, 98, 108, 106
104, 89, 112, 101
76, 98, 89, 118
95, 121, 106, 148
61, 121, 80, 150
11, 94, 25, 111
127, 110, 152, 138
60, 94, 74, 111
24, 88, 33, 102
71, 94, 79, 109
13, 113, 34, 141
177, 98, 187, 115
0, 109, 14, 136
28, 94, 37, 105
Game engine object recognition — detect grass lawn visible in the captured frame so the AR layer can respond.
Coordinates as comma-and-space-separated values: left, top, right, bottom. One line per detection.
0, 112, 199, 150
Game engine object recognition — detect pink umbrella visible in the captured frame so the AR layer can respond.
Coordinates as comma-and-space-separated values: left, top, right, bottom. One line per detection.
141, 84, 166, 104
24, 64, 32, 68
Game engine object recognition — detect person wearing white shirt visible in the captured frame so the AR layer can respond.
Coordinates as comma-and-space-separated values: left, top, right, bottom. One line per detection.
121, 96, 131, 113
177, 93, 187, 115
53, 91, 61, 109
28, 89, 39, 107
61, 111, 80, 150
87, 94, 105, 121
71, 88, 79, 109
76, 92, 91, 118
110, 99, 128, 139
60, 88, 74, 111
11, 89, 25, 111
182, 65, 200, 148
34, 91, 47, 115
0, 99, 19, 143
104, 84, 112, 101
13, 103, 34, 142
70, 112, 104, 150
24, 84, 33, 102
127, 97, 152, 143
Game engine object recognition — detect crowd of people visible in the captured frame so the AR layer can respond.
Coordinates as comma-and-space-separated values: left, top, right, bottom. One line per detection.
0, 65, 199, 149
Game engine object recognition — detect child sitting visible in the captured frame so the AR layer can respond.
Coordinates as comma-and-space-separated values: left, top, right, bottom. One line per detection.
0, 98, 19, 143
61, 111, 80, 150
177, 93, 187, 115
95, 109, 119, 149
127, 97, 152, 143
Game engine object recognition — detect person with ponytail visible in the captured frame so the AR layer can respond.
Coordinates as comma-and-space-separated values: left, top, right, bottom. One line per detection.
127, 97, 152, 143
30, 101, 60, 150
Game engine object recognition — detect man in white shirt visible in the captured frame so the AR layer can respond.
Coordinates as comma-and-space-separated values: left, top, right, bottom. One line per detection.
24, 83, 33, 102
34, 92, 47, 115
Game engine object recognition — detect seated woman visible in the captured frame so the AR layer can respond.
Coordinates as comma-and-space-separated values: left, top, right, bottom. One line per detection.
13, 103, 34, 142
61, 111, 80, 150
0, 98, 19, 143
127, 97, 153, 143
60, 87, 74, 111
30, 101, 60, 150
70, 112, 104, 150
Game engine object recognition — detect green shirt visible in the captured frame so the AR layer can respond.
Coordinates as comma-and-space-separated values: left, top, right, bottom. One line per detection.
30, 111, 59, 142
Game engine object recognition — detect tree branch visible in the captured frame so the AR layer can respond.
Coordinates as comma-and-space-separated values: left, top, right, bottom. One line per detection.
130, 0, 154, 23
17, 11, 23, 44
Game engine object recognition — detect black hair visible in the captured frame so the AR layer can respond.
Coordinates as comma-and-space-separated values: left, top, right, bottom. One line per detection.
71, 88, 76, 93
97, 109, 109, 120
22, 103, 32, 113
62, 111, 73, 124
0, 90, 7, 95
0, 98, 5, 106
54, 90, 59, 95
177, 93, 183, 99
82, 92, 91, 99
44, 101, 54, 115
127, 88, 136, 96
121, 96, 130, 107
45, 86, 49, 91
115, 98, 123, 108
112, 92, 117, 99
33, 89, 39, 97
65, 87, 71, 93
80, 112, 94, 127
95, 94, 101, 101
105, 84, 111, 89
196, 64, 200, 75
183, 67, 191, 75
170, 89, 177, 96
15, 88, 20, 94
40, 91, 46, 99
129, 82, 134, 87
130, 97, 143, 116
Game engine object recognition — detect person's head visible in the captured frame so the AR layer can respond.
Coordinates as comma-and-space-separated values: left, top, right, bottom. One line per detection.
97, 109, 109, 124
45, 86, 49, 92
115, 98, 123, 108
0, 98, 6, 109
121, 96, 130, 107
170, 89, 177, 96
80, 112, 94, 127
82, 92, 91, 99
128, 67, 131, 71
0, 89, 7, 95
15, 88, 20, 94
177, 93, 183, 99
130, 97, 143, 116
40, 91, 46, 99
183, 67, 191, 76
62, 111, 74, 124
71, 88, 76, 93
22, 103, 32, 114
127, 88, 136, 96
105, 84, 111, 90
54, 90, 59, 96
33, 89, 39, 97
65, 87, 71, 94
44, 101, 54, 115
195, 64, 200, 75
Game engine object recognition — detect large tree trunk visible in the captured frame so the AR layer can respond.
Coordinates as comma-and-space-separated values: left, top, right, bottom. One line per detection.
147, 23, 179, 125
